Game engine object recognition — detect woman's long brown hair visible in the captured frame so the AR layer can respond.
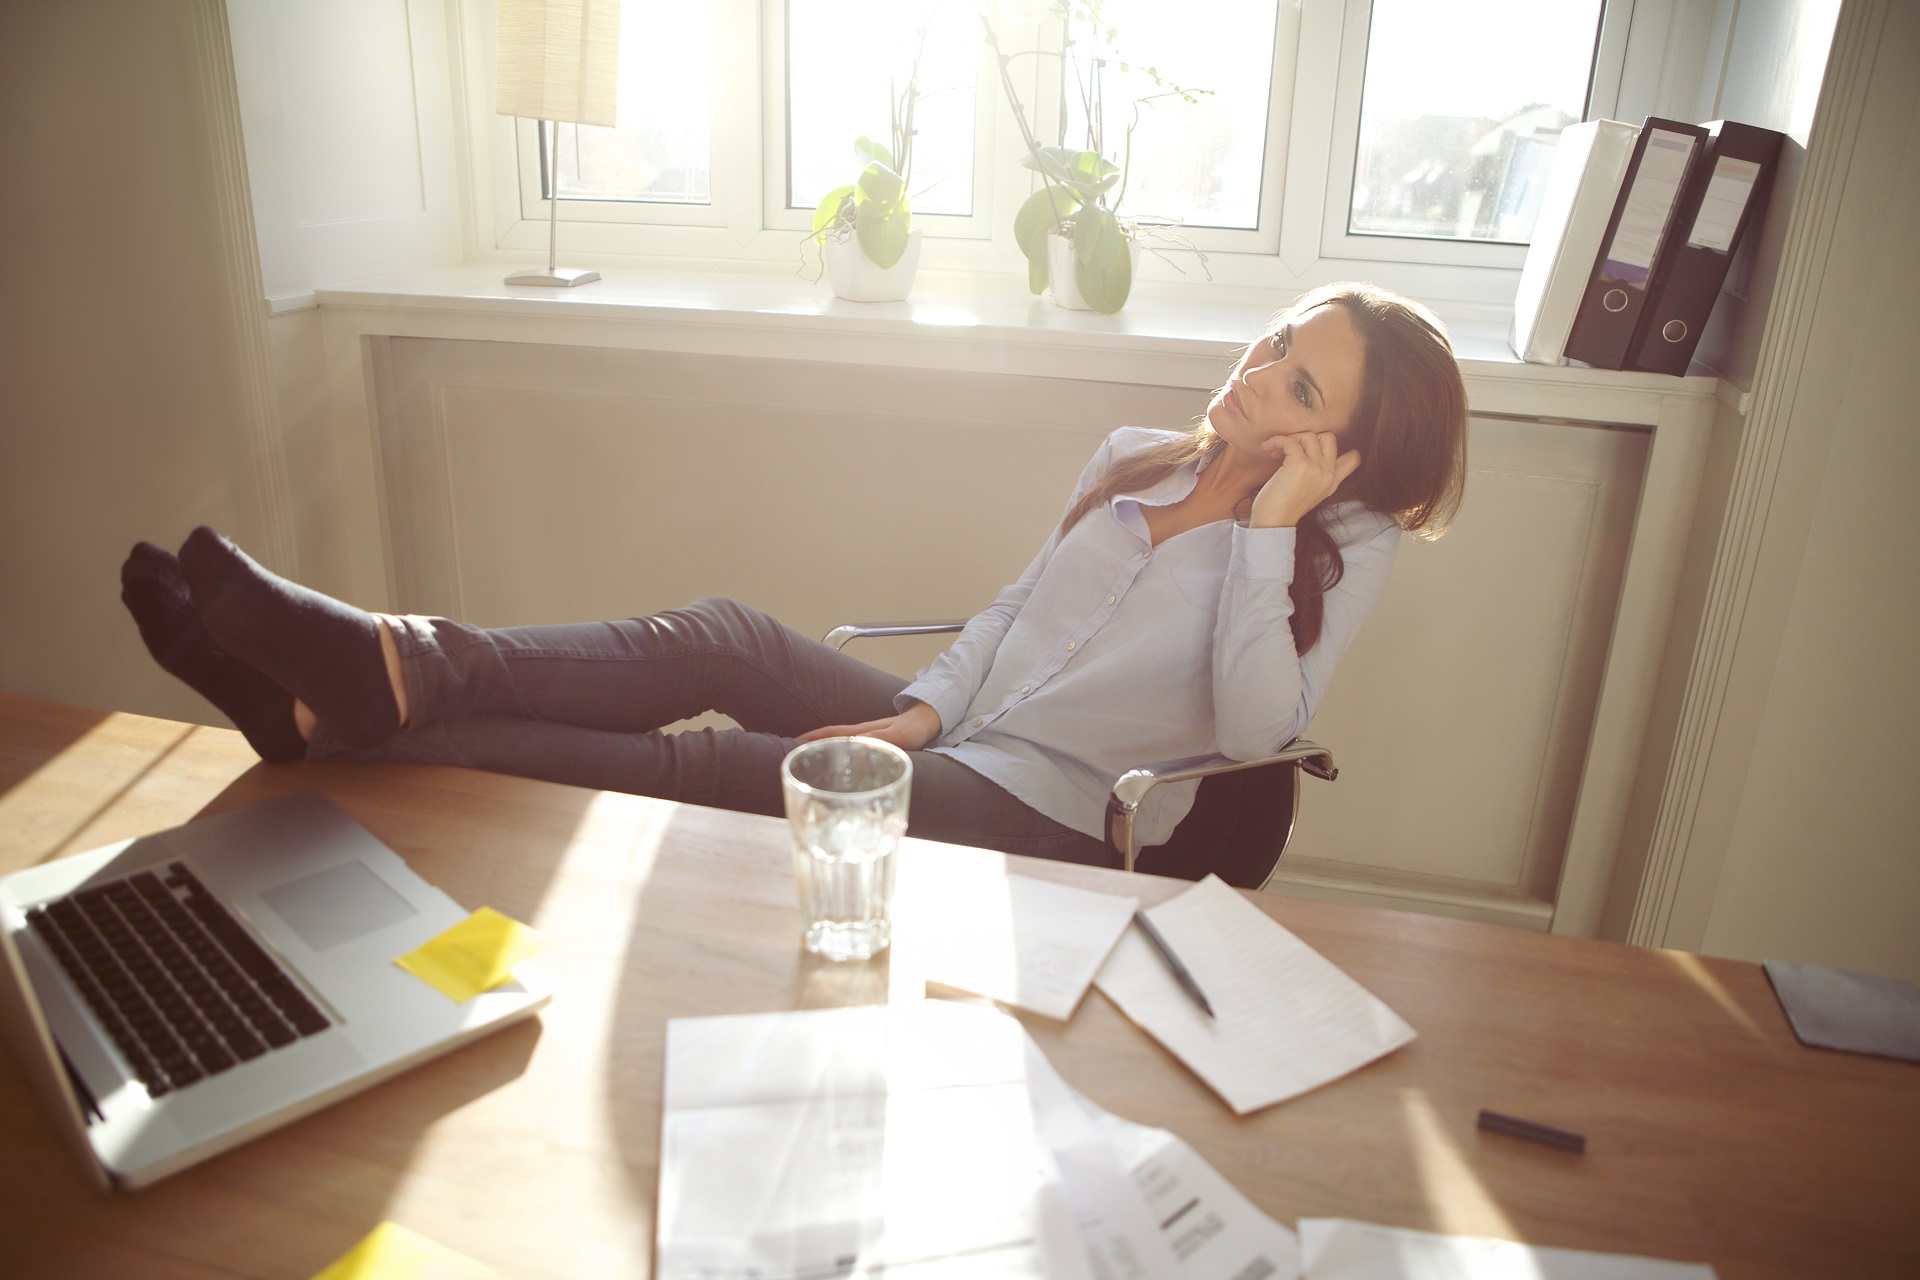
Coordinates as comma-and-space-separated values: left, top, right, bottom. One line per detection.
1057, 283, 1469, 654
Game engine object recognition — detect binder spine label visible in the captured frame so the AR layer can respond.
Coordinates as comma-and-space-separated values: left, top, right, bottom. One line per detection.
1686, 157, 1763, 252
1598, 129, 1696, 280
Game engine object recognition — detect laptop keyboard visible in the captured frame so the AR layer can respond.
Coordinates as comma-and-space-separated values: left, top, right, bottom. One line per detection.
25, 862, 330, 1098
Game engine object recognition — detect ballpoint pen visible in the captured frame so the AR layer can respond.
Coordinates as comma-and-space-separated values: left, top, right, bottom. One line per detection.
1132, 909, 1216, 1018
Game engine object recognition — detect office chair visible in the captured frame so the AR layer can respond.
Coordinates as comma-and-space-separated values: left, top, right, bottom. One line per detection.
825, 620, 1338, 890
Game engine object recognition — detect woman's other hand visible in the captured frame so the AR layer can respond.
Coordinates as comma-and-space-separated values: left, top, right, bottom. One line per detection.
796, 699, 942, 751
1249, 431, 1362, 528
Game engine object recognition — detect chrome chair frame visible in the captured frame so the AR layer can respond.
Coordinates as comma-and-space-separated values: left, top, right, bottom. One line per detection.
825, 620, 1337, 880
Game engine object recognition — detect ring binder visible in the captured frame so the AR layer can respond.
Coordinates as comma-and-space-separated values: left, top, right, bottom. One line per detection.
1508, 119, 1639, 365
1626, 120, 1787, 375
1563, 118, 1707, 370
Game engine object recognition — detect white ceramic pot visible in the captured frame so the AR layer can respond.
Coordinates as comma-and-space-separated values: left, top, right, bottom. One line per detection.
823, 229, 922, 302
1046, 230, 1141, 312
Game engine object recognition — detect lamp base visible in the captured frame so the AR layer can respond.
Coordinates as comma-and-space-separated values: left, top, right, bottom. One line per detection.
503, 267, 601, 287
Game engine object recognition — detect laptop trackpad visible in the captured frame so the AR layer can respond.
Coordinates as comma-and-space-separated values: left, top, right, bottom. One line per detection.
260, 861, 418, 951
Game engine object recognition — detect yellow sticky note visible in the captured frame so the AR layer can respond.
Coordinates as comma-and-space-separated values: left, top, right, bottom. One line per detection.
312, 1221, 493, 1279
394, 907, 544, 1003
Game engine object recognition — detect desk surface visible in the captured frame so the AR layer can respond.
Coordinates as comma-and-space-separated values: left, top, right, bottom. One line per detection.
2, 694, 1916, 1278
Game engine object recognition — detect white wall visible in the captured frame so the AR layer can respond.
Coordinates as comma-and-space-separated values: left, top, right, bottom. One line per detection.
1694, 0, 1844, 385
1608, 0, 1920, 982
226, 0, 468, 306
0, 1, 273, 722
1694, 2, 1920, 980
225, 0, 470, 601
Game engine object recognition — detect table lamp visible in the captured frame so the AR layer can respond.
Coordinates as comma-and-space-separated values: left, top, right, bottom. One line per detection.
496, 0, 621, 286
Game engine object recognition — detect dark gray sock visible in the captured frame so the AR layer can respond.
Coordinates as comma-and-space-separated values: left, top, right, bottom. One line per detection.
119, 542, 306, 763
178, 526, 399, 750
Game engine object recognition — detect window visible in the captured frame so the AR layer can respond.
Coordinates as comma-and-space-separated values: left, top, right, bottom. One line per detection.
1319, 0, 1631, 269
1060, 0, 1284, 235
783, 0, 980, 218
1349, 0, 1605, 244
545, 3, 714, 206
508, 0, 747, 231
477, 0, 1675, 294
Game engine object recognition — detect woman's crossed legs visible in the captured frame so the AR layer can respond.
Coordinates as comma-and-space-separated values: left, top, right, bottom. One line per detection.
121, 531, 1115, 866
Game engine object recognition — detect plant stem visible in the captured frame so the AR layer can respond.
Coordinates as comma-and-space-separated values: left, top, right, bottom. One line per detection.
983, 16, 1073, 228
1113, 98, 1139, 213
900, 21, 928, 194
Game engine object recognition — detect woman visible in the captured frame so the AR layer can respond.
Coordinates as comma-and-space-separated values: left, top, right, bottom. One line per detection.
121, 282, 1467, 868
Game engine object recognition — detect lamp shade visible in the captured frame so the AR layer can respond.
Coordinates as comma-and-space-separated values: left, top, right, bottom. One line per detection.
496, 0, 620, 127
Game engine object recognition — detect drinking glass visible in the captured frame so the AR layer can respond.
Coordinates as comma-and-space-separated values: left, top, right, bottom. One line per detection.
780, 737, 912, 962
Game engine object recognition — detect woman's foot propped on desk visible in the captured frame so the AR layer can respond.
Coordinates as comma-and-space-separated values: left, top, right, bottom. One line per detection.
179, 526, 403, 751
119, 542, 306, 762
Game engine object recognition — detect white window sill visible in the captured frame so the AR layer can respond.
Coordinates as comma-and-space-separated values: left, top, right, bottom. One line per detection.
293, 261, 1725, 424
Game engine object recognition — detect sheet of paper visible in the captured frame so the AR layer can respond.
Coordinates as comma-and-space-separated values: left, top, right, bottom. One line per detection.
1299, 1219, 1718, 1279
1084, 1104, 1300, 1280
311, 1221, 495, 1279
393, 907, 544, 1003
909, 869, 1137, 1020
657, 1001, 1176, 1280
1094, 876, 1415, 1115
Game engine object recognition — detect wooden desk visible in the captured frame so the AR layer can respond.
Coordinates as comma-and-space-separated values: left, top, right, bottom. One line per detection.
2, 695, 1916, 1278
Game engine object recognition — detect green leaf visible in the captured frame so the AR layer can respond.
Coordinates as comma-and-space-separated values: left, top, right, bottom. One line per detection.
854, 136, 895, 171
1071, 151, 1120, 182
1019, 145, 1084, 185
1071, 207, 1131, 313
856, 198, 911, 268
811, 185, 855, 237
856, 164, 904, 207
1014, 187, 1079, 295
1041, 150, 1119, 204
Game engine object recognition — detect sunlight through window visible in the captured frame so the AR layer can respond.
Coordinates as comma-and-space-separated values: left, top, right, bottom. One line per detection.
786, 0, 978, 215
550, 0, 714, 205
1062, 0, 1281, 231
1352, 0, 1605, 243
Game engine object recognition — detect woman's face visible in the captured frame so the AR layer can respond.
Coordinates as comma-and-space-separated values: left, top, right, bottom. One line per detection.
1206, 303, 1367, 454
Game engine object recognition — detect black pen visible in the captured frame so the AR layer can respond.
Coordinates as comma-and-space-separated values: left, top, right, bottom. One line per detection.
1133, 909, 1216, 1018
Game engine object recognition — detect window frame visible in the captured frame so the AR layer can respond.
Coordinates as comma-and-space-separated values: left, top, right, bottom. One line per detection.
1051, 0, 1301, 256
1315, 0, 1639, 269
461, 0, 1702, 304
758, 0, 1000, 241
488, 0, 762, 256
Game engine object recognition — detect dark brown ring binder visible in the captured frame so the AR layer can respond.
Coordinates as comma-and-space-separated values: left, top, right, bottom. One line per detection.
1563, 117, 1707, 371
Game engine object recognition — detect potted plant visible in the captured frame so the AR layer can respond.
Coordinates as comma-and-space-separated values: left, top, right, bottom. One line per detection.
807, 50, 926, 303
983, 4, 1210, 314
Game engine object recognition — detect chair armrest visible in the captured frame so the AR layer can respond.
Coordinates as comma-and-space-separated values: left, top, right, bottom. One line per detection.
1105, 739, 1336, 873
1110, 739, 1338, 807
825, 620, 968, 651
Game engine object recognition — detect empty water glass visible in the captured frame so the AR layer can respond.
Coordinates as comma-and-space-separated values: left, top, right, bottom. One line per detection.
780, 737, 911, 962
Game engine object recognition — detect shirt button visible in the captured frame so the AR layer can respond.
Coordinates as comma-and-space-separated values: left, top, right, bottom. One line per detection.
1065, 641, 1076, 652
1020, 685, 1031, 694
973, 717, 985, 728
1106, 594, 1117, 605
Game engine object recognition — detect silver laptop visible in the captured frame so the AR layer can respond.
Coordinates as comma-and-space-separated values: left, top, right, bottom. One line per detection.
0, 791, 550, 1190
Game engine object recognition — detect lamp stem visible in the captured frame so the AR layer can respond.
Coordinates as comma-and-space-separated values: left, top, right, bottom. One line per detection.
503, 115, 596, 286
546, 118, 560, 274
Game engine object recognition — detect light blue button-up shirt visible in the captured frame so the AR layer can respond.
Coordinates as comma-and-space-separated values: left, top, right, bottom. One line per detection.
897, 426, 1401, 845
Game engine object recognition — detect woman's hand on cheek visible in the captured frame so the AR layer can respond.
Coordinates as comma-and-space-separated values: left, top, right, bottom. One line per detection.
1250, 432, 1362, 528
795, 700, 942, 751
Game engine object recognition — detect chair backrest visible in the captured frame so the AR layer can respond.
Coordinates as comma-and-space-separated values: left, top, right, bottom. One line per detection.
1133, 762, 1302, 890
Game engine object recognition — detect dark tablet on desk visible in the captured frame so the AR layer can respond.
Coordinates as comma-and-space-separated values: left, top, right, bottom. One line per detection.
1764, 959, 1920, 1063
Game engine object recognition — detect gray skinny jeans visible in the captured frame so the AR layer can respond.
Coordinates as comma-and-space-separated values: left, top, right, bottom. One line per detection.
306, 596, 1118, 867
